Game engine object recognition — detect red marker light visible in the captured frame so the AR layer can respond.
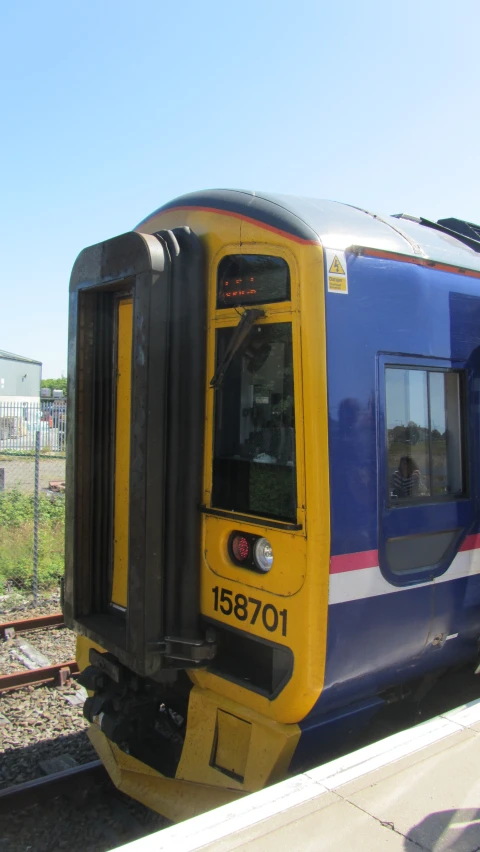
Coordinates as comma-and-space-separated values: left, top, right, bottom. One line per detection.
231, 535, 250, 562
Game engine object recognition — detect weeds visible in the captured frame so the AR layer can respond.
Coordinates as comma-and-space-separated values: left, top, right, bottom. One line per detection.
0, 490, 64, 592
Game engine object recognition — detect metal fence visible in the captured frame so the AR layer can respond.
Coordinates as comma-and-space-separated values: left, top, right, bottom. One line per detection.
0, 401, 66, 603
0, 401, 66, 454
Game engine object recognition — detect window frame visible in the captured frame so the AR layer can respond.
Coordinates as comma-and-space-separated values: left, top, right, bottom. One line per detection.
378, 353, 472, 588
383, 359, 468, 509
211, 319, 297, 523
204, 244, 306, 534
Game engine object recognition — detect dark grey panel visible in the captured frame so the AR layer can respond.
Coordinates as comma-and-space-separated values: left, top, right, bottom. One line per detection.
386, 530, 459, 574
138, 189, 319, 244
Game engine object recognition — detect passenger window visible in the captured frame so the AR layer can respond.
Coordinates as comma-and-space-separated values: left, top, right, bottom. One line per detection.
386, 367, 464, 503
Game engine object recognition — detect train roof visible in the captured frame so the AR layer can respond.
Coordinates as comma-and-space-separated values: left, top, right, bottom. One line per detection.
142, 189, 480, 274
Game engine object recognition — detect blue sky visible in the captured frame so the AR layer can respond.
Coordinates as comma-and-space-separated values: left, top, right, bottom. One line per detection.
1, 1, 479, 377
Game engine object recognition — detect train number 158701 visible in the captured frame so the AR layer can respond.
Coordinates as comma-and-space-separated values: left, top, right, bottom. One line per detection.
211, 586, 287, 636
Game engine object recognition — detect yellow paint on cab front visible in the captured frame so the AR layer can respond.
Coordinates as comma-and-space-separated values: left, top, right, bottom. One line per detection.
75, 204, 331, 821
85, 678, 300, 821
111, 297, 133, 609
136, 209, 330, 723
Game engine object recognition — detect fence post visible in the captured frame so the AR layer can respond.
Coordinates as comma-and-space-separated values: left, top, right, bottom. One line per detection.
33, 429, 40, 605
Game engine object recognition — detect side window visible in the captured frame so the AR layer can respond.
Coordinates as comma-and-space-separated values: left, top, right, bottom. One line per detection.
386, 367, 464, 503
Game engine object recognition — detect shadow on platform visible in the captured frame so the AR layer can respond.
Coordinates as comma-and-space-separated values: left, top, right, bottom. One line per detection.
406, 808, 480, 851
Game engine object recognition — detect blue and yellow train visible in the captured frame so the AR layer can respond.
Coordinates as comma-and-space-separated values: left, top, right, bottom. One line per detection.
64, 190, 480, 820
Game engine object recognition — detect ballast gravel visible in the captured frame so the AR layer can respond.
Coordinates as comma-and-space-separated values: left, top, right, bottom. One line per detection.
0, 590, 62, 620
0, 682, 94, 788
0, 625, 77, 674
0, 591, 169, 850
0, 779, 169, 852
0, 590, 91, 788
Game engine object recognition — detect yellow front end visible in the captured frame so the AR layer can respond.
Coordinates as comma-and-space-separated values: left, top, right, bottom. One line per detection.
75, 206, 330, 821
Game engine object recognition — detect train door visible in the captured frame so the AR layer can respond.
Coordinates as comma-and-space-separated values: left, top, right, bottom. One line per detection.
380, 356, 470, 661
428, 318, 480, 659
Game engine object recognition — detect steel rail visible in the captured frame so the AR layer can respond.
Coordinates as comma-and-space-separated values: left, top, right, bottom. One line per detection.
0, 612, 64, 635
0, 760, 107, 814
0, 660, 80, 692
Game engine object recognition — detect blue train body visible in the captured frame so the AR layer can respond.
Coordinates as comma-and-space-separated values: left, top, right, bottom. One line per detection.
294, 250, 480, 765
66, 190, 480, 814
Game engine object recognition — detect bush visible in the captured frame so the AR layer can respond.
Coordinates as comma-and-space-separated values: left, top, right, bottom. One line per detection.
0, 490, 64, 593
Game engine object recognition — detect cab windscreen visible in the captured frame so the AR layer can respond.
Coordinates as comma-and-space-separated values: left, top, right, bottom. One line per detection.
212, 322, 296, 522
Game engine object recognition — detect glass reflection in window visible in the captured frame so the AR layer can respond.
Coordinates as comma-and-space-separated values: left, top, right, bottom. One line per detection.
386, 367, 464, 502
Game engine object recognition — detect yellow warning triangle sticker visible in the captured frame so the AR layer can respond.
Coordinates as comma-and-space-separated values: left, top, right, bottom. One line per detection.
329, 255, 346, 275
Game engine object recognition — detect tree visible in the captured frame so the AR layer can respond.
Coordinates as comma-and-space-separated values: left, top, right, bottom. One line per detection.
41, 377, 67, 395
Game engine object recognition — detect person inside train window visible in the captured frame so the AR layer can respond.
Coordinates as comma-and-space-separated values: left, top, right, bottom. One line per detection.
390, 456, 427, 499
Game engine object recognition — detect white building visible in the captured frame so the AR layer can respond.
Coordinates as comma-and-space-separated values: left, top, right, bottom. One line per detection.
0, 350, 42, 404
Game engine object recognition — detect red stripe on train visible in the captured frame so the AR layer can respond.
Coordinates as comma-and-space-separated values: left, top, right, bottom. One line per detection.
459, 534, 480, 552
330, 550, 379, 574
331, 534, 480, 574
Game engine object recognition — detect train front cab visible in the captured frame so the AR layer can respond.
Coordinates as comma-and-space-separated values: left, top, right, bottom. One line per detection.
64, 209, 330, 821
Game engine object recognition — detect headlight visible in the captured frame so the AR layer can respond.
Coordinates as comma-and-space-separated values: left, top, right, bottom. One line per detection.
253, 537, 274, 573
228, 532, 274, 573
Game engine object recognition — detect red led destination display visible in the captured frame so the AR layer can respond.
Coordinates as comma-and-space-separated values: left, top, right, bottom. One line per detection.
217, 255, 290, 308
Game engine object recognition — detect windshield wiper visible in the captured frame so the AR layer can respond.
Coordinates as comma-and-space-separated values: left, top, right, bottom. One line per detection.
210, 308, 265, 390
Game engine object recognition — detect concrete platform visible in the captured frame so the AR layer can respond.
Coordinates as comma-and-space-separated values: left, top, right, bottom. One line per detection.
117, 698, 480, 851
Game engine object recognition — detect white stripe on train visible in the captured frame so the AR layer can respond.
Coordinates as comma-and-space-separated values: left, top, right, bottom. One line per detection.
328, 547, 480, 605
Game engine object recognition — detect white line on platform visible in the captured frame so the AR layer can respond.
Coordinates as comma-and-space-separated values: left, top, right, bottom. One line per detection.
114, 698, 480, 852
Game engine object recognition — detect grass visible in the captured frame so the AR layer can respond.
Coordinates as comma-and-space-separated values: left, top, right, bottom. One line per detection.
0, 490, 64, 593
0, 450, 66, 459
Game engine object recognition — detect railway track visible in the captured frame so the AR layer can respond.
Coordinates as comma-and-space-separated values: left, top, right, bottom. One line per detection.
0, 759, 107, 814
0, 612, 64, 636
0, 755, 168, 850
0, 612, 79, 691
0, 607, 171, 847
0, 659, 79, 692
